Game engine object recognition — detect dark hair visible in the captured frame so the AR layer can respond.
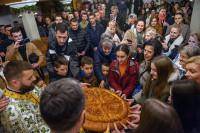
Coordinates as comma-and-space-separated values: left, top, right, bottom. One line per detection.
171, 79, 200, 132
134, 98, 184, 133
81, 13, 88, 17
116, 44, 130, 56
70, 18, 78, 24
5, 25, 12, 29
135, 19, 146, 31
143, 39, 163, 58
175, 13, 184, 18
151, 7, 156, 11
34, 76, 42, 85
40, 78, 85, 132
0, 25, 5, 28
55, 22, 68, 33
81, 56, 93, 66
68, 13, 74, 16
3, 60, 33, 84
53, 55, 69, 68
45, 16, 51, 19
55, 15, 62, 18
175, 2, 180, 5
149, 16, 159, 25
80, 9, 86, 12
74, 10, 79, 13
101, 62, 110, 67
93, 10, 99, 14
10, 27, 21, 36
13, 21, 19, 24
37, 14, 42, 17
89, 12, 95, 17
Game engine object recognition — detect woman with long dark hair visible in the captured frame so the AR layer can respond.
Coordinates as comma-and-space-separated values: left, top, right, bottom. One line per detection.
135, 55, 179, 104
134, 99, 184, 133
133, 39, 163, 98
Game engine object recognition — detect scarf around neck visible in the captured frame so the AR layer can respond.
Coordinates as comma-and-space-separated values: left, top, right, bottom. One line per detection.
158, 14, 166, 26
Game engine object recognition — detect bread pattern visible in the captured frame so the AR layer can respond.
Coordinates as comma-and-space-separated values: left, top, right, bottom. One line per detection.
83, 87, 131, 132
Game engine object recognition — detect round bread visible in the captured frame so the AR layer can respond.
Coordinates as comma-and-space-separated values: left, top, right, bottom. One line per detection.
83, 87, 131, 132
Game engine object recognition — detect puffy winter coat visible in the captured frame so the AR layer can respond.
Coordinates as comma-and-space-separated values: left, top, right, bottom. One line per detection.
46, 37, 81, 81
68, 27, 90, 53
108, 58, 138, 97
86, 22, 104, 49
94, 43, 116, 82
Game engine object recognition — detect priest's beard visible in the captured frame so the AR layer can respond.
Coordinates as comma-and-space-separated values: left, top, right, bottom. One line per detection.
19, 82, 35, 93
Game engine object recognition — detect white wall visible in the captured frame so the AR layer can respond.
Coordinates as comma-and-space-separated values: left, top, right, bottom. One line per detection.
142, 0, 182, 4
0, 6, 23, 26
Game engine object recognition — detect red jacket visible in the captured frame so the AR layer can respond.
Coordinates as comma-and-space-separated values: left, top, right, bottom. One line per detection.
108, 58, 138, 97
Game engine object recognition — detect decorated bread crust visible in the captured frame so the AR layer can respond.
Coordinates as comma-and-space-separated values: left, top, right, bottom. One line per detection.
83, 87, 131, 132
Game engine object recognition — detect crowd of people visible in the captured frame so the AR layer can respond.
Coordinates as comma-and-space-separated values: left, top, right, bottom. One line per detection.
0, 0, 200, 133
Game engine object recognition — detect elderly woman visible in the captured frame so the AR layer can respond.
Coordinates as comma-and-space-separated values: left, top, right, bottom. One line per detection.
94, 33, 116, 88
144, 27, 157, 42
104, 20, 121, 46
173, 45, 200, 79
185, 56, 200, 85
122, 13, 137, 33
188, 32, 200, 47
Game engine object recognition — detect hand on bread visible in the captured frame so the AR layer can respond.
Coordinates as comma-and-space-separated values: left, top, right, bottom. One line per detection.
81, 83, 91, 89
115, 90, 122, 97
106, 123, 127, 133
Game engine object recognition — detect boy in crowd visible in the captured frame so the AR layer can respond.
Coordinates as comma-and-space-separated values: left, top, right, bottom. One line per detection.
34, 77, 46, 90
101, 62, 110, 89
80, 13, 89, 29
80, 56, 98, 87
51, 55, 71, 82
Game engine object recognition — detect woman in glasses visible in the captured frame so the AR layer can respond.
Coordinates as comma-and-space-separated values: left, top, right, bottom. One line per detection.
188, 32, 200, 47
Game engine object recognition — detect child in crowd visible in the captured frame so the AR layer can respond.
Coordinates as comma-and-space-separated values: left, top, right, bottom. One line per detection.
81, 56, 98, 87
51, 55, 70, 82
34, 77, 46, 90
101, 62, 110, 90
108, 44, 138, 98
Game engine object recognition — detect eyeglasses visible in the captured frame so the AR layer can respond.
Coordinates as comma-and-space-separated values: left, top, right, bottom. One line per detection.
188, 40, 197, 43
180, 54, 188, 60
144, 49, 153, 55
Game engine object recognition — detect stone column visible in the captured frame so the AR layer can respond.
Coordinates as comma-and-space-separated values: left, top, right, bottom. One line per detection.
190, 0, 200, 33
21, 11, 40, 41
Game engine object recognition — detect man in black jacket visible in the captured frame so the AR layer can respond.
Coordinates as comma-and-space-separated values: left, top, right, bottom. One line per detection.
68, 18, 90, 58
86, 13, 104, 58
0, 25, 14, 62
46, 22, 81, 82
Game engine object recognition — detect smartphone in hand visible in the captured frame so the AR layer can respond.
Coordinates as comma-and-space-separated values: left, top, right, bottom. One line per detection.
110, 14, 115, 21
160, 36, 165, 43
19, 38, 30, 45
127, 39, 132, 43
